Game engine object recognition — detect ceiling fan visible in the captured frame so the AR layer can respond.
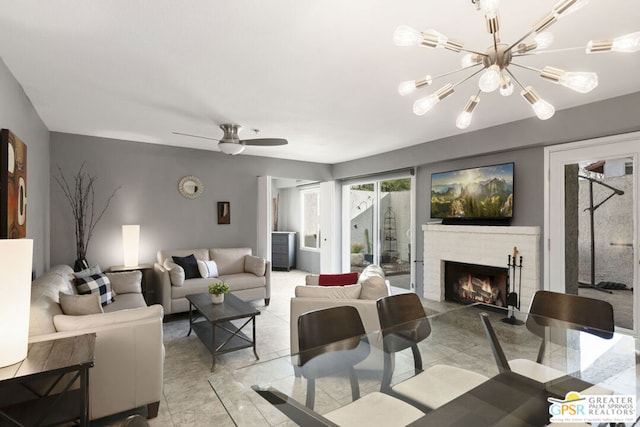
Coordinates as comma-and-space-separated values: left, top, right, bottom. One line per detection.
173, 124, 288, 155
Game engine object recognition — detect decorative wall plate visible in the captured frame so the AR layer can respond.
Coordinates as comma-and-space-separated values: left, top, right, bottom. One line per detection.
178, 175, 203, 199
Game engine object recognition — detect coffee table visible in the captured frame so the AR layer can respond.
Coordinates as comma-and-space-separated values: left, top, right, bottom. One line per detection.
186, 292, 260, 371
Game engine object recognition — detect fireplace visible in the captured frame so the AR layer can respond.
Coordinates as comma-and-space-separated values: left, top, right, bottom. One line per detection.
444, 261, 508, 307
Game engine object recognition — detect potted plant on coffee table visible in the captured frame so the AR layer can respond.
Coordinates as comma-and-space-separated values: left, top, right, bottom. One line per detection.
208, 282, 230, 304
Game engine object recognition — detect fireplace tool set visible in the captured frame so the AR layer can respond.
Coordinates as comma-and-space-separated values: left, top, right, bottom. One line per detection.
502, 247, 524, 325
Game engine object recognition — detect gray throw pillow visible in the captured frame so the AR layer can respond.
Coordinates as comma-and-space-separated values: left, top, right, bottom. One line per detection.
59, 292, 104, 315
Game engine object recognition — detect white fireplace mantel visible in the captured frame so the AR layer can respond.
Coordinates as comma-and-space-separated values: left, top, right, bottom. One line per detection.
422, 224, 541, 313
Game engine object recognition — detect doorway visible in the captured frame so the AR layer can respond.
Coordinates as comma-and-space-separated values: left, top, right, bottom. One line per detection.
545, 133, 639, 332
343, 175, 415, 290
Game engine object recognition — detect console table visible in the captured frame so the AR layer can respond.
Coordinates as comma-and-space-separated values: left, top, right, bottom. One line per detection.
0, 334, 96, 426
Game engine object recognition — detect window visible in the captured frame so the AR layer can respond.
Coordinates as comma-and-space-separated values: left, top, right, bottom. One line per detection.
301, 189, 320, 250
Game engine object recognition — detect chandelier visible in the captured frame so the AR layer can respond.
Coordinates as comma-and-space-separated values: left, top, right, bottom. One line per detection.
395, 0, 640, 129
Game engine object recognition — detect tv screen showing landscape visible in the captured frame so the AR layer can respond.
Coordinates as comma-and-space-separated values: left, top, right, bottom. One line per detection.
431, 163, 514, 220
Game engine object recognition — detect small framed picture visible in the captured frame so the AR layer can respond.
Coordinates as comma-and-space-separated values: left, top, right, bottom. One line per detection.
217, 201, 230, 224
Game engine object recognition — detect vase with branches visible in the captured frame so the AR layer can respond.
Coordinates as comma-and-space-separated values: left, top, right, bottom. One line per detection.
55, 162, 120, 271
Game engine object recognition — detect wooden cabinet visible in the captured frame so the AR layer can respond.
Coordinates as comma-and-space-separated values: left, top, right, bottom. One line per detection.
272, 232, 296, 271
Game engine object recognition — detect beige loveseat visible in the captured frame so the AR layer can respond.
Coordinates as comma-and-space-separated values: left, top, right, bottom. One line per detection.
27, 265, 164, 420
154, 247, 271, 315
290, 265, 389, 355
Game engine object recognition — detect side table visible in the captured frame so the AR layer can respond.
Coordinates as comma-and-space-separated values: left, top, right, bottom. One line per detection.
0, 333, 96, 426
110, 263, 154, 304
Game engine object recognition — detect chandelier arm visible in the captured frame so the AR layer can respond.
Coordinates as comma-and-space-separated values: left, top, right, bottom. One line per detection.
459, 47, 488, 56
504, 68, 528, 92
509, 62, 542, 74
430, 63, 484, 82
452, 66, 487, 89
512, 46, 587, 57
508, 29, 538, 53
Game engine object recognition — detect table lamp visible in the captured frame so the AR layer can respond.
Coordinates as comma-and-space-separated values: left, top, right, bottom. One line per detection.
0, 238, 33, 367
122, 225, 140, 268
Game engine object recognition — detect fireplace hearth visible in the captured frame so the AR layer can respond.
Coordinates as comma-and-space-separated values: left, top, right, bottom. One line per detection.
445, 261, 508, 307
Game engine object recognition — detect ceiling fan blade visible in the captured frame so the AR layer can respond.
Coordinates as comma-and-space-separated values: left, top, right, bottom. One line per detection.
172, 131, 220, 141
241, 138, 288, 146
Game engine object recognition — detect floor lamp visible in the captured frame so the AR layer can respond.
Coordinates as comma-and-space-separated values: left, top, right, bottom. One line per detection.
0, 239, 33, 367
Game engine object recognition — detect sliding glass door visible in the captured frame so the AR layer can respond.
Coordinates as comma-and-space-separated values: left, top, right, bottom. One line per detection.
345, 176, 414, 290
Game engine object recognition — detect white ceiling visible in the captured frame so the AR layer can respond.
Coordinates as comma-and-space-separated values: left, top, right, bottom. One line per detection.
0, 0, 639, 163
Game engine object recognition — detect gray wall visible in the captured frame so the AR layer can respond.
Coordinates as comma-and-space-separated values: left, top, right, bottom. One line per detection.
0, 58, 50, 276
332, 92, 640, 296
50, 133, 332, 269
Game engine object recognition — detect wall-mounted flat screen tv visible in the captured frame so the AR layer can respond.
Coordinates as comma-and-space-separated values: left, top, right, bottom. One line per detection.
431, 162, 514, 225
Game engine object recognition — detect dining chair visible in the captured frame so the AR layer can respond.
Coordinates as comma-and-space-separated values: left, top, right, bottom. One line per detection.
510, 290, 614, 383
297, 305, 371, 409
376, 293, 488, 411
253, 385, 425, 427
296, 306, 426, 425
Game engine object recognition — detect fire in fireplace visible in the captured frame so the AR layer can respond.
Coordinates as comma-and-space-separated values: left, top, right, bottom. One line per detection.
444, 261, 508, 307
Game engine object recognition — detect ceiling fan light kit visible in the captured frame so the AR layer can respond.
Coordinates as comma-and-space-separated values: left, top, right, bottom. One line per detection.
172, 123, 288, 155
396, 0, 640, 129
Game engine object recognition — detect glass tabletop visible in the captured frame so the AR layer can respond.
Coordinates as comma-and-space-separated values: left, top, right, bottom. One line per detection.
209, 303, 638, 426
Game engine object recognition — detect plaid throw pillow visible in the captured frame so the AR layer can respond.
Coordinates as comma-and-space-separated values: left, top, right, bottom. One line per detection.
74, 273, 114, 306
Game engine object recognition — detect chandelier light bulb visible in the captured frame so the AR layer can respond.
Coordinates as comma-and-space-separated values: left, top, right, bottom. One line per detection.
422, 28, 449, 48
521, 86, 555, 120
534, 32, 554, 49
397, 75, 432, 96
393, 25, 422, 46
480, 0, 500, 18
413, 94, 439, 116
413, 83, 454, 116
398, 80, 417, 96
461, 53, 482, 67
540, 66, 598, 93
559, 71, 598, 93
478, 65, 501, 92
456, 95, 480, 129
553, 0, 589, 18
612, 32, 640, 53
499, 76, 514, 96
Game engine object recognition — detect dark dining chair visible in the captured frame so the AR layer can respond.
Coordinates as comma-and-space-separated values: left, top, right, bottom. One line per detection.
297, 305, 370, 409
376, 293, 488, 411
509, 290, 614, 383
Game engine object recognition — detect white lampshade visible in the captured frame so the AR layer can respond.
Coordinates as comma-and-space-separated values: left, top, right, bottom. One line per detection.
218, 142, 245, 155
0, 239, 33, 368
122, 225, 140, 267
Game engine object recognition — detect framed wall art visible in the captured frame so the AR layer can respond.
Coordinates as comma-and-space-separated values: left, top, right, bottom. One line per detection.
217, 201, 230, 224
0, 129, 27, 238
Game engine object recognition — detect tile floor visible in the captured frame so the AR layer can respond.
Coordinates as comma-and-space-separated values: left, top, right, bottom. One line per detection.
93, 270, 639, 426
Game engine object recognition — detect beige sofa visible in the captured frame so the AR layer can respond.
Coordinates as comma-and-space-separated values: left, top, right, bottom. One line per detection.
290, 265, 389, 355
154, 247, 271, 315
27, 265, 164, 420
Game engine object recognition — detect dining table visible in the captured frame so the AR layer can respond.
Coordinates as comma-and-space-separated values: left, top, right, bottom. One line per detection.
210, 302, 639, 426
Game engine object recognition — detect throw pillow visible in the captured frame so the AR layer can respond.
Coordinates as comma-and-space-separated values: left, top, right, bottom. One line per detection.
295, 284, 362, 299
359, 276, 389, 300
73, 264, 102, 279
172, 254, 200, 279
74, 273, 114, 306
163, 259, 185, 286
197, 259, 219, 278
318, 272, 359, 287
244, 255, 266, 276
59, 292, 104, 315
